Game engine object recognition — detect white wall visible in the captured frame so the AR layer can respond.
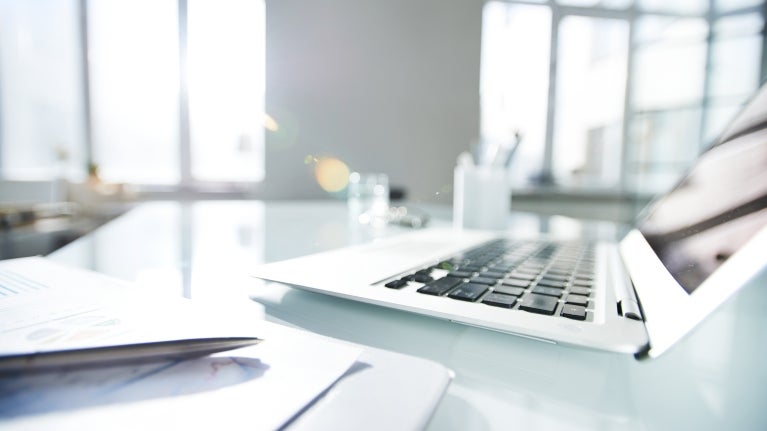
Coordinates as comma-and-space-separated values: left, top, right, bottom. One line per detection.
257, 0, 483, 203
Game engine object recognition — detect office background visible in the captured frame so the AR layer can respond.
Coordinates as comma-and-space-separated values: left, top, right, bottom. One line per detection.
0, 0, 764, 208
2, 3, 767, 429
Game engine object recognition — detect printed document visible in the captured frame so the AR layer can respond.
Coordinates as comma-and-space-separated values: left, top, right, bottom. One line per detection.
0, 257, 361, 430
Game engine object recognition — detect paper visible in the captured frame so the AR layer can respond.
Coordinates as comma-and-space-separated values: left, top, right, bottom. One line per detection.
0, 321, 361, 430
0, 257, 260, 357
0, 258, 362, 430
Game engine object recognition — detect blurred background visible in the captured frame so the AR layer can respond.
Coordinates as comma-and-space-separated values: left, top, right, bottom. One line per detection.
0, 0, 765, 256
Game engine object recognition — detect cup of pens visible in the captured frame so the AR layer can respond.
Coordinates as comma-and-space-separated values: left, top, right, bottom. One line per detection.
453, 134, 520, 230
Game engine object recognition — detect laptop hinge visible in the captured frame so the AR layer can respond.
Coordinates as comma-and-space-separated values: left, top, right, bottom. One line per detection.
618, 298, 643, 321
611, 247, 645, 321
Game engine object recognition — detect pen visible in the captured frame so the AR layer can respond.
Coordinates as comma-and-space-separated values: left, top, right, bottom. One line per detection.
0, 336, 263, 373
502, 132, 522, 168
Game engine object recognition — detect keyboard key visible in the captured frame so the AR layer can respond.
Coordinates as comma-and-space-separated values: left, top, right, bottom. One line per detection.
412, 273, 434, 283
448, 283, 489, 302
493, 285, 525, 297
519, 294, 559, 315
546, 268, 572, 275
502, 278, 531, 288
536, 279, 568, 289
565, 294, 589, 306
523, 261, 547, 270
483, 292, 517, 308
540, 273, 570, 282
417, 277, 463, 296
531, 286, 564, 298
573, 278, 593, 287
517, 265, 544, 274
460, 265, 484, 273
470, 276, 499, 285
509, 271, 537, 281
385, 279, 408, 289
569, 286, 591, 296
448, 270, 474, 279
488, 264, 514, 272
561, 304, 587, 320
479, 271, 506, 279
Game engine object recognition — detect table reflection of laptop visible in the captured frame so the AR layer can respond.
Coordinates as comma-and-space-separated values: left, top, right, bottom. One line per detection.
253, 84, 767, 360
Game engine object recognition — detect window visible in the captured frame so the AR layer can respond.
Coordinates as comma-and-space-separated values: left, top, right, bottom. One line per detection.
553, 15, 629, 188
481, 0, 765, 195
0, 0, 85, 180
0, 0, 265, 189
480, 3, 552, 186
88, 0, 181, 184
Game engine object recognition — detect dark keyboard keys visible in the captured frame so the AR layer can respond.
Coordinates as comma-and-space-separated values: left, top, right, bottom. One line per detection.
388, 239, 599, 322
385, 279, 408, 289
570, 286, 591, 296
470, 276, 498, 286
448, 283, 489, 302
488, 264, 514, 272
519, 294, 559, 315
509, 271, 537, 281
448, 270, 474, 279
417, 277, 463, 296
540, 273, 569, 282
531, 286, 564, 298
536, 279, 568, 289
561, 304, 587, 320
493, 285, 525, 297
460, 265, 484, 273
479, 270, 506, 279
502, 278, 531, 288
412, 273, 434, 283
483, 293, 517, 308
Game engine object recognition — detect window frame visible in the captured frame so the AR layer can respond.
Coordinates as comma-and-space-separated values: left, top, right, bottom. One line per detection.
79, 0, 265, 196
484, 0, 767, 197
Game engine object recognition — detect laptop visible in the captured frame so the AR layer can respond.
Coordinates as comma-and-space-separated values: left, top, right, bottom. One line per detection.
252, 84, 767, 360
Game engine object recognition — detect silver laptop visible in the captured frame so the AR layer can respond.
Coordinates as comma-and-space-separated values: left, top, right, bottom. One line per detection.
253, 85, 767, 360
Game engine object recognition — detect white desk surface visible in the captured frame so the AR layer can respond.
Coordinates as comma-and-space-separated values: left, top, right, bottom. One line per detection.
49, 200, 767, 430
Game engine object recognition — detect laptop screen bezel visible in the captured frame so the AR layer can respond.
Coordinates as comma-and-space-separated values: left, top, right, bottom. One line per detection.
621, 224, 767, 359
622, 84, 767, 359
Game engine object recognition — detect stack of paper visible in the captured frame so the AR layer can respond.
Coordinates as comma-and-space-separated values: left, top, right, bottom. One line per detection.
0, 258, 361, 430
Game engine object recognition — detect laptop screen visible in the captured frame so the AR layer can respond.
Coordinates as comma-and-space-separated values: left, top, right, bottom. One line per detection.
637, 89, 767, 295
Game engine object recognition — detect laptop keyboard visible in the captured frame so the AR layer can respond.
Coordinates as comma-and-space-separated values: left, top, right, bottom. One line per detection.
382, 239, 596, 321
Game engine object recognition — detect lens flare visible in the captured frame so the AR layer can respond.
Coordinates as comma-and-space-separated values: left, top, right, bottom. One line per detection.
264, 113, 279, 132
314, 157, 350, 193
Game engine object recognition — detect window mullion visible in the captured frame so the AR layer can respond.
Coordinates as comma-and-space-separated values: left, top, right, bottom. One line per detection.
699, 0, 716, 152
79, 0, 94, 176
541, 6, 561, 186
178, 0, 192, 188
620, 8, 637, 195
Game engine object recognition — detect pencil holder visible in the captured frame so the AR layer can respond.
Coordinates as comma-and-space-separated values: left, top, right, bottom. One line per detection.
453, 164, 512, 230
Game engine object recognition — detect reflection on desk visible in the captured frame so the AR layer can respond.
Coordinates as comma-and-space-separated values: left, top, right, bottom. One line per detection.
49, 200, 767, 430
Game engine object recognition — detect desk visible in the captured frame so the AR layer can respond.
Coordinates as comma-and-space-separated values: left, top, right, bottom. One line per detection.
49, 200, 767, 430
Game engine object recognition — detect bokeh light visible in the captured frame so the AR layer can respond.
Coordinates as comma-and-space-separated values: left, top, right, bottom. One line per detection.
265, 107, 300, 151
264, 113, 279, 132
314, 157, 350, 193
